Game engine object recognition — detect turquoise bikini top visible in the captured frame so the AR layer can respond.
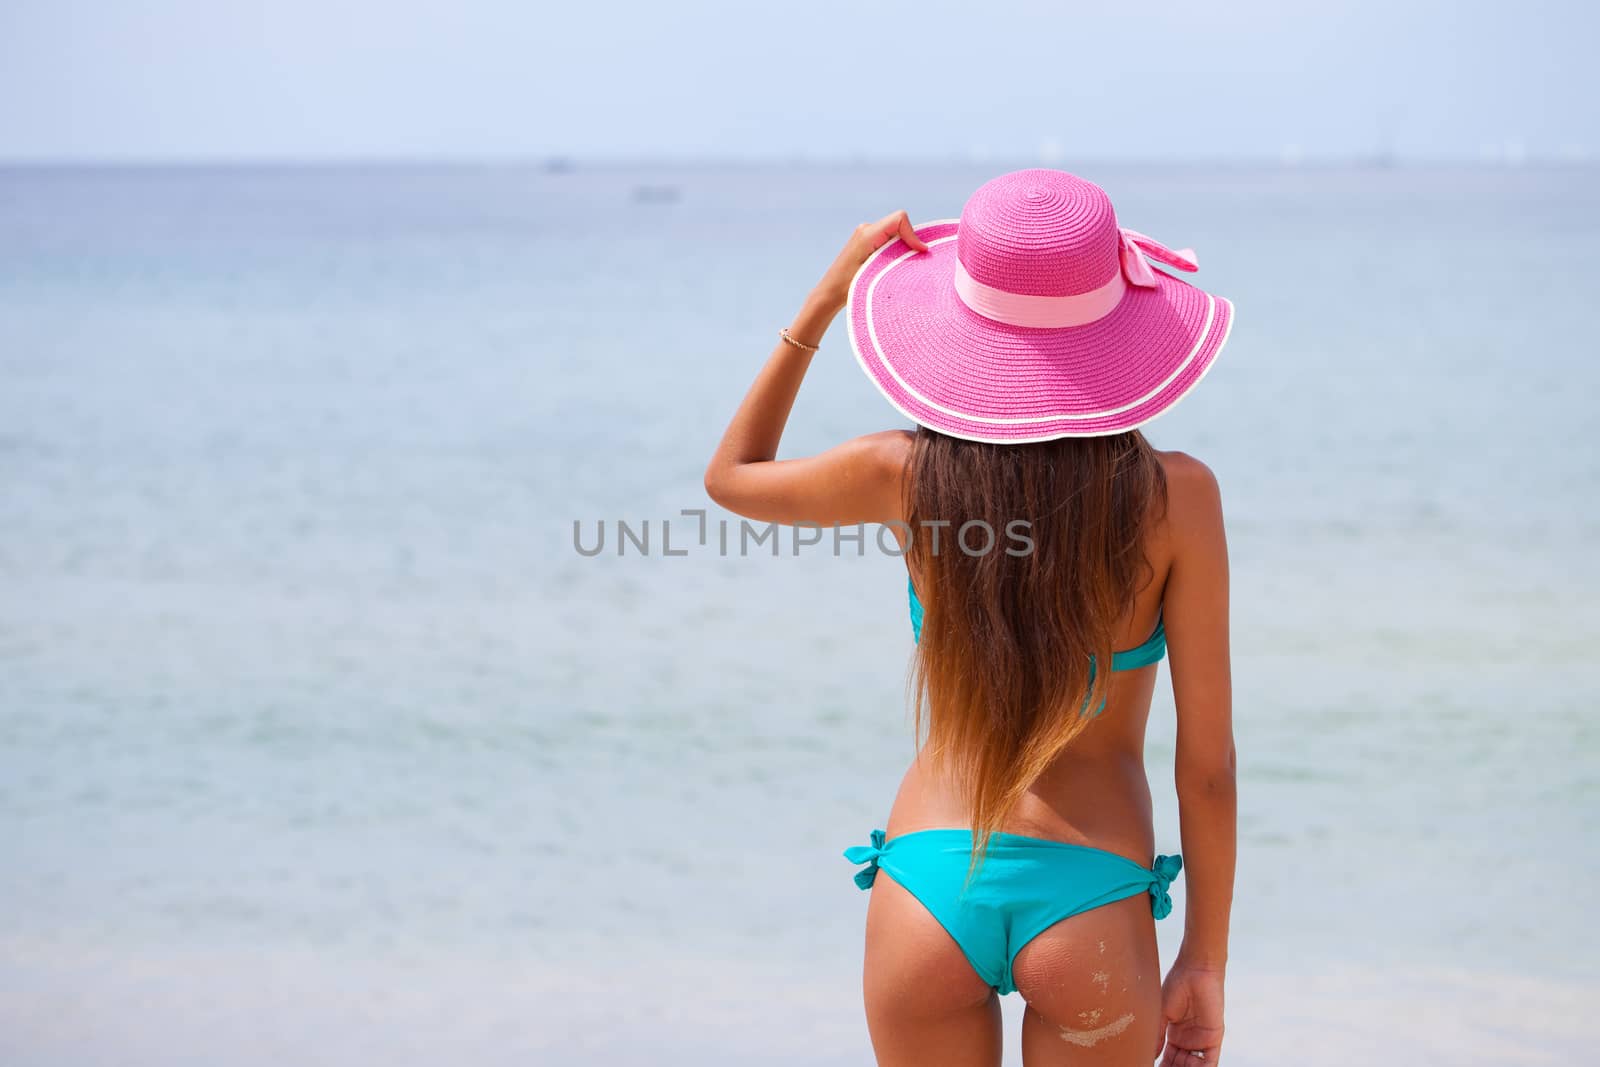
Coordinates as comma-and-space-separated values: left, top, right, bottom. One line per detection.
907, 576, 1166, 715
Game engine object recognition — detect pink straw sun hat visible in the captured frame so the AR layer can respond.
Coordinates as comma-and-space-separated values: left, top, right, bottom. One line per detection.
845, 168, 1233, 443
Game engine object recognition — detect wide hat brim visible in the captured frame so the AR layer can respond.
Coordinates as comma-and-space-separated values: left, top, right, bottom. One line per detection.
845, 220, 1233, 443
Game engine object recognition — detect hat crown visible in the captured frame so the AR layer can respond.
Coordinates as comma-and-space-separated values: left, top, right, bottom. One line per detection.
956, 169, 1122, 298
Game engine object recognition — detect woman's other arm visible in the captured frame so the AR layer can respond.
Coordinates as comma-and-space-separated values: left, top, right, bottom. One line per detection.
1157, 452, 1236, 1066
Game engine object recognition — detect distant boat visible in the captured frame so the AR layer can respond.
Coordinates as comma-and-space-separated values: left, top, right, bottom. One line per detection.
1366, 127, 1396, 169
543, 156, 575, 174
632, 183, 682, 204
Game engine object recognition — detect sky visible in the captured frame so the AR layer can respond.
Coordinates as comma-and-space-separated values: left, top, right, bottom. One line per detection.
0, 0, 1595, 163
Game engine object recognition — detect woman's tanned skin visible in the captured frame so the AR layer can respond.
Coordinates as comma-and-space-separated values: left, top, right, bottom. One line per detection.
705, 211, 1235, 1067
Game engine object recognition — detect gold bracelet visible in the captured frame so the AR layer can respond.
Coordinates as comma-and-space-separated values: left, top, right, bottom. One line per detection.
779, 327, 821, 352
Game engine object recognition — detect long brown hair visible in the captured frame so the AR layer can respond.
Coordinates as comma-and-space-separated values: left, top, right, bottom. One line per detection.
904, 426, 1168, 886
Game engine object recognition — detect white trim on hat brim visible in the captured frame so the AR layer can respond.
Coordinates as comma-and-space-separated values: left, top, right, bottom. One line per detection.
844, 220, 1234, 444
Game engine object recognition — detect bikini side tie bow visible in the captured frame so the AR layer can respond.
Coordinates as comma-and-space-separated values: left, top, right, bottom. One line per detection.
843, 828, 888, 890
1148, 853, 1184, 919
1119, 229, 1200, 289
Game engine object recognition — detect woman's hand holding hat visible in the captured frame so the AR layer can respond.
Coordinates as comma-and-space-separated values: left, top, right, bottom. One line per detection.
812, 210, 930, 314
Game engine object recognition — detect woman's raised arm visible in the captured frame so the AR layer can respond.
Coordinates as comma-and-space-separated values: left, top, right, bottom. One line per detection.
703, 211, 927, 528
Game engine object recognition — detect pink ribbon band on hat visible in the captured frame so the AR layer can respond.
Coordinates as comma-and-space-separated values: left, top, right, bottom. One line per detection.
953, 260, 1125, 328
954, 227, 1201, 329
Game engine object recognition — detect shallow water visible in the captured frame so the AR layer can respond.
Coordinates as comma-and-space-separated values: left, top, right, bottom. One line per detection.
1, 161, 1596, 1065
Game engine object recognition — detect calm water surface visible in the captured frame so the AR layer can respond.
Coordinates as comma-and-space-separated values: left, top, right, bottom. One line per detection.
1, 162, 1596, 1065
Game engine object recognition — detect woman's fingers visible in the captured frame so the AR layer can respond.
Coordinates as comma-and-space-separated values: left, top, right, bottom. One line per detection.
891, 209, 931, 252
816, 209, 928, 309
1160, 1040, 1221, 1066
1158, 1019, 1221, 1066
862, 210, 929, 254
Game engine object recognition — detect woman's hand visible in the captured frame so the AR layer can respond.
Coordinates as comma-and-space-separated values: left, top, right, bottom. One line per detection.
1156, 964, 1225, 1066
811, 210, 930, 313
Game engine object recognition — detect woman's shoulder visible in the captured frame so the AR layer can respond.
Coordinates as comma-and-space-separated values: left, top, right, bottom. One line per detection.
855, 428, 917, 474
1152, 448, 1225, 540
1155, 449, 1221, 496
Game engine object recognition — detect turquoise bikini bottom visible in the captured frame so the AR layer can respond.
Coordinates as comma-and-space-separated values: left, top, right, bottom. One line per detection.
844, 828, 1182, 996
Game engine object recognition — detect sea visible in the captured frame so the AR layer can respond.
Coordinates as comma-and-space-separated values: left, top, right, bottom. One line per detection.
1, 161, 1596, 1065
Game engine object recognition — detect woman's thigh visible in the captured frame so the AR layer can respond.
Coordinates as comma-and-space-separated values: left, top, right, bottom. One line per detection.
861, 869, 1002, 1067
1011, 893, 1163, 1067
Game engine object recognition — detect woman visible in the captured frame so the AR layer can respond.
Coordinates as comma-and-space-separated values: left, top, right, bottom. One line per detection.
704, 169, 1236, 1067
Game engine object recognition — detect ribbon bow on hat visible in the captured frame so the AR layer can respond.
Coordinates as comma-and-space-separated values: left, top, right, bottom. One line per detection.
1119, 229, 1199, 289
843, 828, 888, 890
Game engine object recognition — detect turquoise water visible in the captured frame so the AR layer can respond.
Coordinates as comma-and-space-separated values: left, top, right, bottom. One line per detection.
1, 162, 1596, 1065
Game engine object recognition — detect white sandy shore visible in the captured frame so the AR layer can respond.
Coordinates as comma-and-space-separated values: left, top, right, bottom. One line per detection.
0, 937, 1588, 1066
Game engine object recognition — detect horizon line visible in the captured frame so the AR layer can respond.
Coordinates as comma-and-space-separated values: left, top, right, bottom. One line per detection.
0, 149, 1594, 171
